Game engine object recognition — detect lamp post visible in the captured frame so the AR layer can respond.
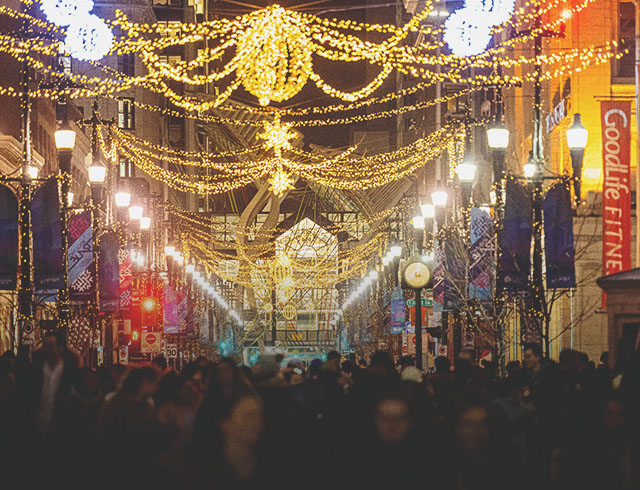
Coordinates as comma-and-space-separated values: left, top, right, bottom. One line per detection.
431, 187, 449, 350
55, 117, 76, 330
487, 122, 510, 376
566, 113, 588, 206
456, 160, 477, 207
88, 157, 106, 365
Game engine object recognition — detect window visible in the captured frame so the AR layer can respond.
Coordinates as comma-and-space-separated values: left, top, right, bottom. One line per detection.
156, 21, 181, 38
158, 55, 182, 66
119, 157, 135, 178
118, 98, 135, 129
118, 53, 134, 77
614, 3, 635, 80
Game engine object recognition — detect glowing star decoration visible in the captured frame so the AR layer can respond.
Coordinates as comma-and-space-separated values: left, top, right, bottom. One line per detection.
259, 117, 296, 153
236, 6, 313, 106
65, 14, 114, 61
41, 0, 94, 26
269, 165, 294, 197
444, 10, 493, 57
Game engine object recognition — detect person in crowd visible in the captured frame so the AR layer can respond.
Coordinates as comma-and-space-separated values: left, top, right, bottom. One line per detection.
97, 367, 159, 490
151, 355, 170, 378
2, 343, 639, 490
459, 348, 477, 367
16, 331, 79, 434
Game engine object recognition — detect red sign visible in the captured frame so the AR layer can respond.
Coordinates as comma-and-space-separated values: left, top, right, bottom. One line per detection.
409, 306, 428, 327
601, 100, 632, 306
142, 332, 162, 353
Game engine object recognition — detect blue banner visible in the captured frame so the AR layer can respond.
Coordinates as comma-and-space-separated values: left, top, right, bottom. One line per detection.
544, 183, 576, 288
32, 179, 63, 294
68, 210, 94, 301
98, 232, 120, 313
498, 180, 532, 291
469, 208, 495, 300
0, 185, 18, 290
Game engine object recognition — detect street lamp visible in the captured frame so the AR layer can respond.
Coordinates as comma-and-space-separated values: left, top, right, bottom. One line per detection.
55, 120, 76, 330
456, 160, 477, 206
566, 113, 588, 204
26, 165, 39, 180
88, 161, 107, 184
140, 216, 151, 230
54, 122, 76, 151
487, 122, 509, 208
411, 214, 425, 229
431, 188, 448, 229
115, 190, 131, 208
523, 161, 537, 179
128, 204, 143, 221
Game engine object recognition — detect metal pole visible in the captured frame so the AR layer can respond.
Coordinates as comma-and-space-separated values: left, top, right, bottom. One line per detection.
532, 18, 547, 355
414, 287, 423, 371
18, 48, 32, 346
57, 108, 72, 330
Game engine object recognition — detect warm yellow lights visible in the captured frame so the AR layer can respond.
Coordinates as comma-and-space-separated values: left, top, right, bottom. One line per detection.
268, 165, 295, 197
236, 6, 312, 105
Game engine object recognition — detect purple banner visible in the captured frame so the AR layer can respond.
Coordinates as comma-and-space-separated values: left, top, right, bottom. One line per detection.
98, 232, 120, 313
32, 179, 63, 293
469, 208, 495, 301
544, 183, 576, 289
0, 185, 18, 290
390, 285, 404, 334
163, 284, 178, 334
119, 248, 132, 311
68, 211, 94, 301
498, 180, 532, 291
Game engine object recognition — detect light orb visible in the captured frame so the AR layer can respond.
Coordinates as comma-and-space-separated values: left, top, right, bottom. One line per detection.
65, 14, 114, 61
41, 0, 94, 26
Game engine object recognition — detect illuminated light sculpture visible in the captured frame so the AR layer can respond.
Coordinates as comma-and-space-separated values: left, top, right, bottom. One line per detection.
269, 164, 295, 197
236, 6, 313, 106
65, 14, 114, 61
443, 10, 493, 57
40, 0, 94, 26
444, 0, 515, 57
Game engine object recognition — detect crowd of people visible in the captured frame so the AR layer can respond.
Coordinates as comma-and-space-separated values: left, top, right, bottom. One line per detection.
1, 331, 639, 490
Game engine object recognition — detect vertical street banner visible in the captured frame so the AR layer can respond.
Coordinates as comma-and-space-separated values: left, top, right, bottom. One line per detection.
469, 207, 495, 300
0, 185, 18, 290
543, 183, 576, 288
498, 180, 532, 291
32, 179, 63, 294
601, 101, 631, 289
118, 248, 132, 311
163, 284, 179, 334
68, 210, 94, 301
390, 286, 405, 334
443, 231, 464, 311
177, 289, 188, 334
98, 232, 120, 313
200, 308, 211, 344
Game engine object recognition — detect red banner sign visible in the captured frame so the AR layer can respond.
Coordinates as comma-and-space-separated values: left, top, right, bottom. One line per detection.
601, 101, 632, 294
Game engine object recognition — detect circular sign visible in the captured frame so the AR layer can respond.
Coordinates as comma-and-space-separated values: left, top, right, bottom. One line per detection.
23, 320, 35, 335
146, 333, 157, 344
